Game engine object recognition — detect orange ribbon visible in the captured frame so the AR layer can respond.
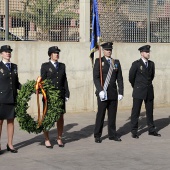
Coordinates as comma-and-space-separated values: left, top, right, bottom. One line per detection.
35, 76, 47, 127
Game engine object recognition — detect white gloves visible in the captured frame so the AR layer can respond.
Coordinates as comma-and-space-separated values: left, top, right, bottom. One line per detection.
65, 97, 69, 102
99, 91, 123, 101
118, 94, 123, 101
99, 91, 105, 100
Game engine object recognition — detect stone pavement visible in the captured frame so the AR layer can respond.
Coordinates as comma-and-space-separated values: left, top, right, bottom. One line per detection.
0, 107, 170, 170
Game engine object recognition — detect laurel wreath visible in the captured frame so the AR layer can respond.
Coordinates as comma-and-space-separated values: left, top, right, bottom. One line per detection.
15, 79, 64, 134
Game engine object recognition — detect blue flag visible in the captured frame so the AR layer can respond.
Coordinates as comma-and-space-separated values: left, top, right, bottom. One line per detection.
90, 0, 101, 61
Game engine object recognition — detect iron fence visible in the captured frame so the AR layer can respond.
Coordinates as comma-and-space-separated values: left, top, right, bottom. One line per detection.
0, 0, 170, 42
0, 0, 79, 41
91, 0, 170, 43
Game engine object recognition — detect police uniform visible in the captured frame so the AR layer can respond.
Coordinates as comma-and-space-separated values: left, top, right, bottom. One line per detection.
93, 42, 124, 142
129, 45, 160, 138
40, 46, 70, 113
0, 45, 21, 119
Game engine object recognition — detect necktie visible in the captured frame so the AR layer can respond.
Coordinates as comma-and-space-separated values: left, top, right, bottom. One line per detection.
6, 63, 11, 71
54, 62, 58, 70
145, 62, 148, 68
108, 59, 110, 65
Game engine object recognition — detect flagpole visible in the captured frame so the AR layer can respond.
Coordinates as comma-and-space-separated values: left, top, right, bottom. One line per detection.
98, 40, 103, 87
90, 0, 102, 111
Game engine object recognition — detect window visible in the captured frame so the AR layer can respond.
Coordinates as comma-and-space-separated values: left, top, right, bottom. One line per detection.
157, 0, 164, 5
0, 16, 3, 27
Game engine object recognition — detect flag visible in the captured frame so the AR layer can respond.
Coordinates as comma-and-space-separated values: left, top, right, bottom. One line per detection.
90, 0, 101, 62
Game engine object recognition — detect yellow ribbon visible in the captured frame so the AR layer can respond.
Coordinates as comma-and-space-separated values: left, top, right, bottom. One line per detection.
35, 76, 47, 127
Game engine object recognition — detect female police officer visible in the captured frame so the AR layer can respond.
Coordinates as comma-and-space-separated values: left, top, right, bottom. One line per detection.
40, 46, 70, 148
0, 45, 21, 153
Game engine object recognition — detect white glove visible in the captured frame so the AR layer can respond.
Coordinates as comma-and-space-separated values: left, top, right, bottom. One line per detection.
65, 97, 69, 102
118, 94, 123, 101
99, 91, 105, 100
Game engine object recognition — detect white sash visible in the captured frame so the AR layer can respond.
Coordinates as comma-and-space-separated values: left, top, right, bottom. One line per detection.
101, 59, 114, 101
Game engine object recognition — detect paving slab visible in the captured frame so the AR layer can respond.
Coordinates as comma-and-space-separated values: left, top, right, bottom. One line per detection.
0, 107, 170, 170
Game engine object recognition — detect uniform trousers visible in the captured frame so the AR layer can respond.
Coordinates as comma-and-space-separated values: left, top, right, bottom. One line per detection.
131, 98, 155, 134
94, 97, 118, 138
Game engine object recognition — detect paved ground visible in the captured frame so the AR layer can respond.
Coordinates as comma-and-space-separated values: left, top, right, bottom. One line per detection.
0, 107, 170, 170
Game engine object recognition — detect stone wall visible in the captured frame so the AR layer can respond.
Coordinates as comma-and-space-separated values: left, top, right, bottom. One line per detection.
0, 42, 170, 114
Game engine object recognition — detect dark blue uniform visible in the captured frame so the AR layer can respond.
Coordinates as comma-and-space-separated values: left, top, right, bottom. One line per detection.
93, 56, 124, 138
0, 61, 21, 119
40, 61, 70, 113
129, 58, 156, 134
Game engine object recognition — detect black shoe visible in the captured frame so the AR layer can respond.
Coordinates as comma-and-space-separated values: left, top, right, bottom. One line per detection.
131, 134, 139, 139
56, 141, 64, 148
45, 145, 53, 149
45, 141, 53, 149
95, 137, 102, 143
109, 136, 122, 142
6, 144, 18, 153
148, 131, 161, 137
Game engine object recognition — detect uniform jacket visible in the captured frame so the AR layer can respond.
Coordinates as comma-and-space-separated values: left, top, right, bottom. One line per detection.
93, 57, 124, 100
40, 61, 70, 98
129, 58, 155, 100
0, 61, 21, 103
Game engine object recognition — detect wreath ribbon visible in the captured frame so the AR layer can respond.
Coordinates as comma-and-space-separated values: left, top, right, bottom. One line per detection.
35, 76, 47, 126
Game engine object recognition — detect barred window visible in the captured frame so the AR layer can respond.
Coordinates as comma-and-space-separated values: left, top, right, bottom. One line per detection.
157, 0, 165, 5
0, 16, 3, 27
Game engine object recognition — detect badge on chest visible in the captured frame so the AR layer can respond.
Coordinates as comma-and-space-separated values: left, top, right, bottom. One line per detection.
0, 68, 4, 74
49, 68, 52, 72
140, 65, 143, 71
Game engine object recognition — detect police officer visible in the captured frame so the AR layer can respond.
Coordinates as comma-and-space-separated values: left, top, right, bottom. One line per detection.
129, 45, 161, 139
40, 46, 70, 148
93, 42, 124, 143
0, 45, 21, 153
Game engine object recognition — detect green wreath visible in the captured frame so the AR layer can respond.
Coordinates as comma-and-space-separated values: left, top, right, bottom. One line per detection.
15, 79, 64, 134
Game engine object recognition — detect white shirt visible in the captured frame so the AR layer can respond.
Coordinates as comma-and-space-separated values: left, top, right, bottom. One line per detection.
2, 60, 11, 67
105, 57, 112, 63
50, 60, 58, 68
141, 57, 148, 65
141, 57, 148, 68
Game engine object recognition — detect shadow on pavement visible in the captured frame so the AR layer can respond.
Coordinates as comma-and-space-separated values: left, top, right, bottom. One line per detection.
13, 112, 169, 149
117, 111, 170, 137
14, 122, 97, 149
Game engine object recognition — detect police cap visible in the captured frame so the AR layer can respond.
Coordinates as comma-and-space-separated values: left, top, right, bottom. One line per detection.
138, 45, 151, 52
0, 45, 13, 53
101, 42, 113, 50
48, 46, 61, 56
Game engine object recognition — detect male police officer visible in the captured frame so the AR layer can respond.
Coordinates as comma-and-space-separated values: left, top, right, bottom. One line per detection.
93, 42, 124, 143
129, 45, 161, 139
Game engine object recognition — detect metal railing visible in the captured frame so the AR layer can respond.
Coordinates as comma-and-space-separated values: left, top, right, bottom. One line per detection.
0, 0, 79, 41
91, 0, 170, 43
1, 0, 170, 42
